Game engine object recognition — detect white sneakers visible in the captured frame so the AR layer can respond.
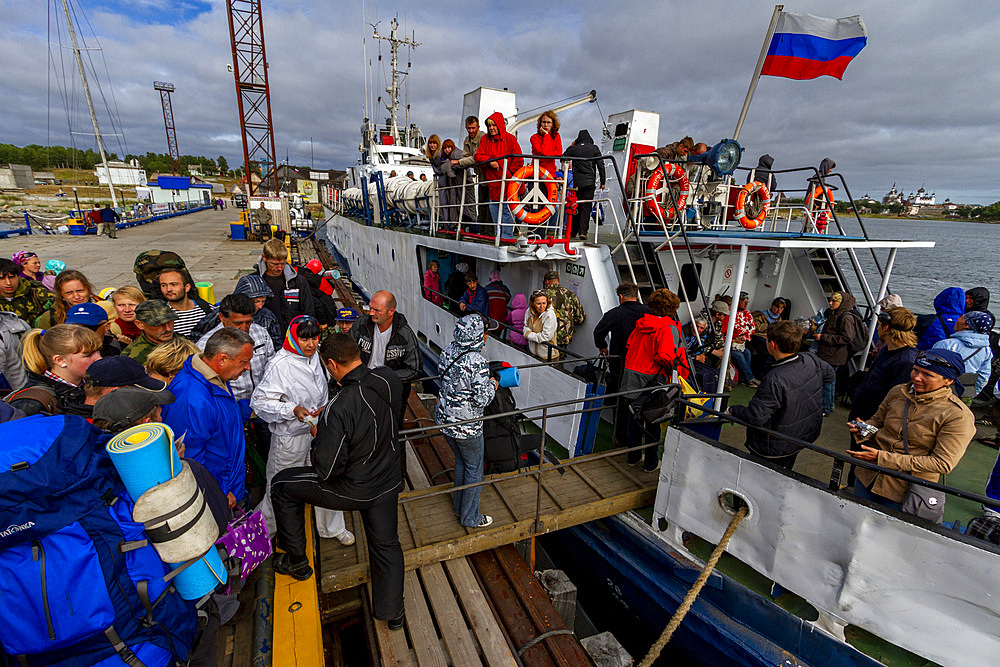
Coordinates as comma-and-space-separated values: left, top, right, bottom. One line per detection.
475, 515, 493, 528
320, 530, 356, 546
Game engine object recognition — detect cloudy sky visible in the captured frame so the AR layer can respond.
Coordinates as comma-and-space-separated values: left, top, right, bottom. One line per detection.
4, 1, 998, 203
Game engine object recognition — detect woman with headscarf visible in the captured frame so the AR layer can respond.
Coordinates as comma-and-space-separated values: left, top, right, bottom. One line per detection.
932, 310, 995, 396
251, 315, 354, 545
434, 314, 498, 528
12, 251, 42, 283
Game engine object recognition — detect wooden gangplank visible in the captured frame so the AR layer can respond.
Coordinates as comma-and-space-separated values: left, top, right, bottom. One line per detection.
318, 443, 658, 595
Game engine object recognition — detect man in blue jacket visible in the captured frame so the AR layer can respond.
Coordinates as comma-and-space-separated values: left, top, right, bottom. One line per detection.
161, 327, 254, 507
458, 273, 489, 316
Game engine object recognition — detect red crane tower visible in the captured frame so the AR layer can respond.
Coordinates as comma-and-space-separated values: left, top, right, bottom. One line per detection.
153, 81, 180, 175
225, 0, 277, 196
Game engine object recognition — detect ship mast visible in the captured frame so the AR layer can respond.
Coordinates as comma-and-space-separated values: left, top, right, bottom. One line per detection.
372, 18, 419, 146
60, 0, 118, 208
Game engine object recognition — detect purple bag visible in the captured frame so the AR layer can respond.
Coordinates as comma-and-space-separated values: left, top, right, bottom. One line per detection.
216, 507, 272, 594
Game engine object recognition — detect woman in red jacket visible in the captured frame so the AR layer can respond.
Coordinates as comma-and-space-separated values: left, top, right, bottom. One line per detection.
475, 111, 523, 240
619, 288, 690, 471
530, 110, 562, 176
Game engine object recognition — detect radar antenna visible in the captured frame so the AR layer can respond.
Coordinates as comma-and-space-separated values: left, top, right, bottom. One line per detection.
372, 18, 419, 146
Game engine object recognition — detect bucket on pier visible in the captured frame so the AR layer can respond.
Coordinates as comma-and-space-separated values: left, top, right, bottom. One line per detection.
195, 282, 215, 304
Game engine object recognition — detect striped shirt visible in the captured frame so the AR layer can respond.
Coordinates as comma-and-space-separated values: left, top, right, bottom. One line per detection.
171, 304, 207, 337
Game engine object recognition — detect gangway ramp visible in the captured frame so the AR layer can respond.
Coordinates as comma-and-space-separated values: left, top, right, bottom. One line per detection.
318, 396, 659, 595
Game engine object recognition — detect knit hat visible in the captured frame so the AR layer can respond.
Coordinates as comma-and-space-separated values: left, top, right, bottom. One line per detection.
964, 311, 995, 335
914, 349, 965, 383
878, 293, 902, 310
829, 292, 843, 303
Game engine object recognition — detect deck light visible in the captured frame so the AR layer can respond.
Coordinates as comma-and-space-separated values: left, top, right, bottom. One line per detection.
689, 139, 743, 177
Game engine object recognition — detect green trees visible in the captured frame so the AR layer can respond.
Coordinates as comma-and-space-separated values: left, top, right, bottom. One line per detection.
217, 155, 229, 175
0, 142, 230, 178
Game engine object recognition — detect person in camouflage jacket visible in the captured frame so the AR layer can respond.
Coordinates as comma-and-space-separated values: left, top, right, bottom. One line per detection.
543, 271, 586, 349
0, 258, 53, 324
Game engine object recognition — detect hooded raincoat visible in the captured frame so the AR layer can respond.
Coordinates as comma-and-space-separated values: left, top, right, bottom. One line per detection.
918, 287, 966, 350
817, 291, 859, 367
475, 112, 524, 202
434, 315, 496, 439
507, 294, 529, 346
620, 313, 690, 394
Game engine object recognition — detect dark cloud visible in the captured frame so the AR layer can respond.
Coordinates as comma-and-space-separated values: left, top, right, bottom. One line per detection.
3, 1, 997, 203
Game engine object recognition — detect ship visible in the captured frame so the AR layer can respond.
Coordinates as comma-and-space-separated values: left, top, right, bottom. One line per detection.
315, 18, 1000, 666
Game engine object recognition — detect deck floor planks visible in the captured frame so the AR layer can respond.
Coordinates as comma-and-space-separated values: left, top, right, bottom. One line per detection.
273, 508, 325, 667
420, 563, 484, 667
401, 571, 448, 666
319, 451, 658, 594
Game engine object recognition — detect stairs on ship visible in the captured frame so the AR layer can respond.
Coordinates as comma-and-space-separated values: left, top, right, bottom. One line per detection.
613, 238, 666, 300
808, 247, 846, 295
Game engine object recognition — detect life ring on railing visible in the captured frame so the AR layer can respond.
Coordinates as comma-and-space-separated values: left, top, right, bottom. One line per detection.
644, 164, 690, 220
505, 165, 560, 224
735, 181, 771, 229
806, 184, 834, 210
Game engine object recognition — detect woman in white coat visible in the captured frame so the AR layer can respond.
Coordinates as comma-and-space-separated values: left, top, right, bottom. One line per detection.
523, 290, 557, 359
252, 315, 354, 544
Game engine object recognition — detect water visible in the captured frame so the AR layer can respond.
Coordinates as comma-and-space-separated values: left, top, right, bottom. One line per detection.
835, 218, 998, 313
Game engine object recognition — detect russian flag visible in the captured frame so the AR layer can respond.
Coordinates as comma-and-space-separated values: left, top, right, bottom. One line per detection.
761, 12, 867, 80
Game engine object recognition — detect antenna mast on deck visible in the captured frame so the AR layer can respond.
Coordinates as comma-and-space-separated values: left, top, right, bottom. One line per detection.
60, 0, 117, 208
372, 18, 419, 146
225, 0, 278, 196
153, 82, 180, 175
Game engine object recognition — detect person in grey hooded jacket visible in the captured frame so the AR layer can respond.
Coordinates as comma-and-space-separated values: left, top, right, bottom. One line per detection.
0, 311, 29, 390
434, 315, 498, 528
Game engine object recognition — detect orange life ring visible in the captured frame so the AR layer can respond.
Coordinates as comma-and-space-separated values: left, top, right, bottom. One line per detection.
505, 165, 560, 224
806, 184, 834, 209
644, 163, 691, 220
735, 181, 771, 229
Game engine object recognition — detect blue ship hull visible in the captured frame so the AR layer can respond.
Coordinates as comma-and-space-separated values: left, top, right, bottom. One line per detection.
540, 515, 880, 666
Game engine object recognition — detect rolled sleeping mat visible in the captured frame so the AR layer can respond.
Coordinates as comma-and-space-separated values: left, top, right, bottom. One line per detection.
107, 424, 227, 600
498, 365, 521, 388
133, 462, 220, 562
106, 423, 182, 500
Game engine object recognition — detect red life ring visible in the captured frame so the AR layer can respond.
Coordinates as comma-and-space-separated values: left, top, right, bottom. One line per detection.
505, 165, 560, 224
806, 184, 834, 209
735, 181, 771, 229
644, 164, 691, 220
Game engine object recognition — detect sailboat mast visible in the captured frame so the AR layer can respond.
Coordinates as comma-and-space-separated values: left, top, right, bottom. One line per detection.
61, 0, 118, 208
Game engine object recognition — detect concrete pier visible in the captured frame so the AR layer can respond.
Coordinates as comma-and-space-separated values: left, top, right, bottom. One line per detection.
0, 209, 258, 296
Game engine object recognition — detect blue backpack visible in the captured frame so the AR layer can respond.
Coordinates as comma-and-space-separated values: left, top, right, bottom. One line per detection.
0, 415, 196, 666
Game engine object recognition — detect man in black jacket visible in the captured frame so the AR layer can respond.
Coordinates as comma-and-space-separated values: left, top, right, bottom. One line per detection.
352, 290, 422, 412
271, 334, 405, 629
563, 129, 606, 239
256, 238, 315, 331
728, 320, 834, 470
593, 281, 649, 447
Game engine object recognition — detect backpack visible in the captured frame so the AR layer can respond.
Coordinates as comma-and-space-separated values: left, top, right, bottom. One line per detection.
5, 385, 60, 415
0, 415, 196, 666
914, 312, 949, 339
845, 310, 869, 355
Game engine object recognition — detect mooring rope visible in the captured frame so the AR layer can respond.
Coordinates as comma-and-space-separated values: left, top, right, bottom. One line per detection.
638, 505, 749, 667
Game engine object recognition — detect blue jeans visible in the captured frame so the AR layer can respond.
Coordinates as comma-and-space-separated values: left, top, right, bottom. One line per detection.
731, 346, 755, 383
822, 379, 835, 414
853, 478, 902, 512
490, 202, 516, 240
445, 432, 486, 526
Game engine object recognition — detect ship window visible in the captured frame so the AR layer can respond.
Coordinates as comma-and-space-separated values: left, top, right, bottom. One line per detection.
392, 248, 395, 261
376, 244, 380, 255
614, 122, 629, 138
678, 263, 702, 303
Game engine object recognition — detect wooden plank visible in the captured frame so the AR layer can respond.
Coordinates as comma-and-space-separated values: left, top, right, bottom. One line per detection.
442, 558, 517, 667
273, 508, 325, 667
402, 571, 448, 666
321, 486, 655, 592
604, 454, 646, 487
491, 479, 523, 522
420, 563, 484, 667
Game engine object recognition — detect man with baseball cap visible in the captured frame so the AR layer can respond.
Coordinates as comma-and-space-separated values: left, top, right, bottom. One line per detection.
86, 356, 168, 399
92, 384, 175, 433
335, 307, 359, 334
123, 299, 178, 365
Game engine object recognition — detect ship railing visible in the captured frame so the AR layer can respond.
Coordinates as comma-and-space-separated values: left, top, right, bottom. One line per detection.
396, 382, 997, 552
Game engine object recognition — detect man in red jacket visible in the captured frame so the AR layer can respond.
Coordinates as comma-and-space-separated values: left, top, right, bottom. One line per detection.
475, 111, 523, 240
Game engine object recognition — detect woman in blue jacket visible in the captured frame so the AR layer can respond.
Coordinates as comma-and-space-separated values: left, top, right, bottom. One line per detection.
917, 286, 966, 350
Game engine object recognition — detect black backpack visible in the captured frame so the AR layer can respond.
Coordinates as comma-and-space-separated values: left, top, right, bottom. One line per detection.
845, 309, 870, 355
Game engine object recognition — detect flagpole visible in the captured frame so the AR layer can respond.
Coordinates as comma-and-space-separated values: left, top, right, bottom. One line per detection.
732, 4, 783, 142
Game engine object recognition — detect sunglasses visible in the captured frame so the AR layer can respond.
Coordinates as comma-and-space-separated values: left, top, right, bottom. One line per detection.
915, 351, 959, 373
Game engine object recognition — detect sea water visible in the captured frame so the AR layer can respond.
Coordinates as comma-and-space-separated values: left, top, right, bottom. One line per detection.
837, 218, 998, 313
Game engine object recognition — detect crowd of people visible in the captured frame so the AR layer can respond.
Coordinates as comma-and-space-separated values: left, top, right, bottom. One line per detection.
0, 239, 432, 662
